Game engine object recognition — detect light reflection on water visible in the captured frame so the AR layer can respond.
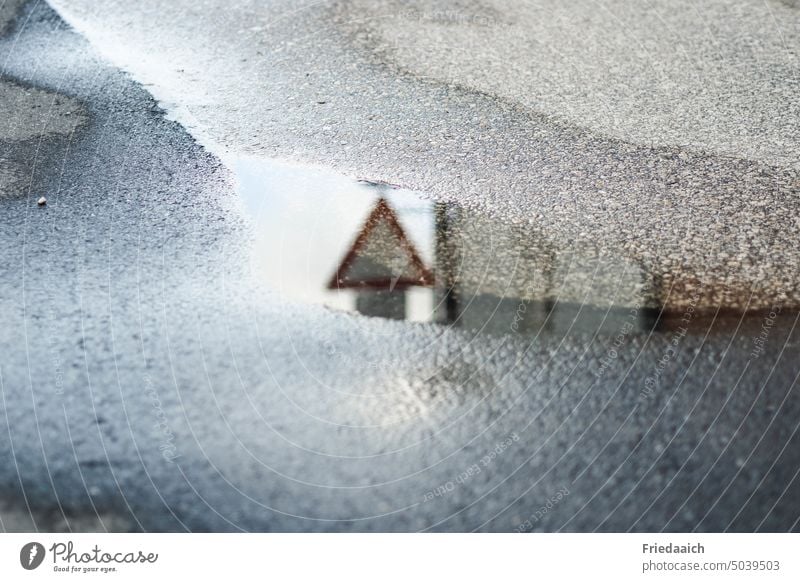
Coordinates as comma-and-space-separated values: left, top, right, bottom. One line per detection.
233, 157, 662, 336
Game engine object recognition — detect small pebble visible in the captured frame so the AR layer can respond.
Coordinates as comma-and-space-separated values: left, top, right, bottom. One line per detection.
37, 196, 47, 206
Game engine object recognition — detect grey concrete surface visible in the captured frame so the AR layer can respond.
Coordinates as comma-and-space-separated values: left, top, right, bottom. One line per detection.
0, 0, 798, 532
0, 0, 27, 36
0, 79, 85, 141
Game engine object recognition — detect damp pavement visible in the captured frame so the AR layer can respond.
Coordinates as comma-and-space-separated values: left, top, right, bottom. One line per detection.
0, 0, 798, 532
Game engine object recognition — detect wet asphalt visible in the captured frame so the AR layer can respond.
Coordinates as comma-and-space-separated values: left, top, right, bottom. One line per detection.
0, 1, 799, 532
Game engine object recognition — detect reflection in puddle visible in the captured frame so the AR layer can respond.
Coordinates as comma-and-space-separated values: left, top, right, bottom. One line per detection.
234, 158, 661, 336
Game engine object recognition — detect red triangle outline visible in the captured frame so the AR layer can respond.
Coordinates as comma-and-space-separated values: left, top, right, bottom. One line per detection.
327, 198, 435, 290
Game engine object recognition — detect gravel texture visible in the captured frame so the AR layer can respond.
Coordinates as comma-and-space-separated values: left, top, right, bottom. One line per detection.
0, 1, 797, 532
0, 0, 26, 35
43, 0, 800, 311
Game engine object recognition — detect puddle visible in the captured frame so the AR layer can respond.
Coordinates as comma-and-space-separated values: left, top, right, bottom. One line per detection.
232, 158, 751, 337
